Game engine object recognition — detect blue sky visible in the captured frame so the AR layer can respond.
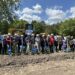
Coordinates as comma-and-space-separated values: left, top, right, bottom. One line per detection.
15, 0, 75, 25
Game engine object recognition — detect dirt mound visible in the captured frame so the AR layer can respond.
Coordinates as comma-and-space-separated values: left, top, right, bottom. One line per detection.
0, 52, 75, 68
0, 52, 75, 75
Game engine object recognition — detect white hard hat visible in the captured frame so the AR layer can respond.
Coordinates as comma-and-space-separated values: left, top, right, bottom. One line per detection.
51, 33, 53, 36
14, 33, 18, 36
42, 34, 45, 37
47, 34, 50, 37
64, 37, 67, 40
21, 35, 23, 37
8, 33, 11, 35
31, 34, 34, 36
36, 34, 39, 36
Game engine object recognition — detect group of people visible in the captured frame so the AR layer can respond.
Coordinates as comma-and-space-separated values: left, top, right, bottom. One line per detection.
0, 32, 75, 55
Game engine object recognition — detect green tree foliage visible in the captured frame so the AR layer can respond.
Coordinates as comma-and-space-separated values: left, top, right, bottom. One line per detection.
59, 18, 75, 36
32, 21, 45, 34
10, 20, 28, 29
44, 23, 60, 34
8, 20, 28, 34
0, 0, 19, 23
0, 0, 20, 34
0, 21, 9, 34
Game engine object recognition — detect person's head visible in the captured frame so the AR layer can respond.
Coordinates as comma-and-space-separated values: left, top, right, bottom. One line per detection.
51, 33, 54, 36
31, 34, 34, 36
47, 34, 50, 37
64, 37, 67, 40
42, 34, 45, 37
50, 33, 54, 38
14, 33, 18, 37
71, 36, 73, 40
7, 33, 11, 37
3, 34, 7, 39
36, 34, 39, 37
21, 35, 23, 37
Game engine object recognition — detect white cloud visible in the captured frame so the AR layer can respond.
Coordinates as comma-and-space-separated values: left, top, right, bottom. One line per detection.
14, 4, 42, 23
14, 5, 75, 25
45, 19, 61, 25
46, 8, 65, 19
22, 7, 33, 14
32, 15, 41, 21
19, 14, 41, 23
45, 8, 66, 24
14, 10, 21, 17
33, 4, 42, 14
69, 6, 75, 18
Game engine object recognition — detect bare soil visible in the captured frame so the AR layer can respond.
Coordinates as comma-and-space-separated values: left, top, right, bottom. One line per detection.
0, 52, 75, 75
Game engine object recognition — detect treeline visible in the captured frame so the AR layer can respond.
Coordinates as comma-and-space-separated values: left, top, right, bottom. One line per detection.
0, 18, 75, 37
0, 0, 75, 36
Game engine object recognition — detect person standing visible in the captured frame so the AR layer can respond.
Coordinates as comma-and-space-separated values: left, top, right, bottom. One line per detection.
69, 36, 74, 52
58, 36, 63, 51
40, 35, 45, 54
54, 34, 58, 52
3, 35, 7, 54
73, 38, 75, 51
49, 34, 54, 53
25, 34, 31, 54
35, 34, 40, 53
62, 37, 67, 52
31, 34, 35, 52
0, 33, 3, 54
23, 33, 27, 54
15, 34, 22, 55
6, 33, 13, 55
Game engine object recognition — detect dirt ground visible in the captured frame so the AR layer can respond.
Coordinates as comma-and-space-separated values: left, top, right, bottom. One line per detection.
0, 52, 75, 75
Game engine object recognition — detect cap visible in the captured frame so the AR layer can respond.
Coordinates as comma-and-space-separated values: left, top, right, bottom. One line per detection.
8, 33, 11, 35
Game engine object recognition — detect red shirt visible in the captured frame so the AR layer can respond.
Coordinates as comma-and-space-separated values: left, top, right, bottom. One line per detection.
6, 37, 12, 45
49, 37, 54, 45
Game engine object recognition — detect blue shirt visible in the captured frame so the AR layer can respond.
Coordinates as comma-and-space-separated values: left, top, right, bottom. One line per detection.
0, 35, 3, 43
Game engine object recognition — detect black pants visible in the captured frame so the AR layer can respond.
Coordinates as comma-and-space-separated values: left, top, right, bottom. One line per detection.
41, 45, 44, 53
55, 46, 58, 52
49, 45, 54, 53
3, 44, 7, 54
59, 44, 62, 51
54, 41, 58, 52
17, 44, 21, 55
70, 44, 74, 52
0, 43, 2, 54
23, 45, 27, 54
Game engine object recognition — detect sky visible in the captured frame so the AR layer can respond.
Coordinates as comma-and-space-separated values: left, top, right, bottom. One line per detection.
15, 0, 75, 25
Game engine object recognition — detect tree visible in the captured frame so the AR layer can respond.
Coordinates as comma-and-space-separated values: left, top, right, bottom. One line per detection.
59, 18, 75, 36
10, 20, 28, 29
32, 21, 44, 34
0, 0, 19, 23
0, 0, 20, 34
0, 20, 9, 34
8, 20, 28, 34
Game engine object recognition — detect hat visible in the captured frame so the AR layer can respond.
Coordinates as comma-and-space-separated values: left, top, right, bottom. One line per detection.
47, 34, 50, 37
42, 34, 45, 37
36, 34, 39, 36
51, 33, 53, 36
14, 33, 18, 36
8, 33, 11, 35
21, 35, 23, 37
31, 34, 34, 36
